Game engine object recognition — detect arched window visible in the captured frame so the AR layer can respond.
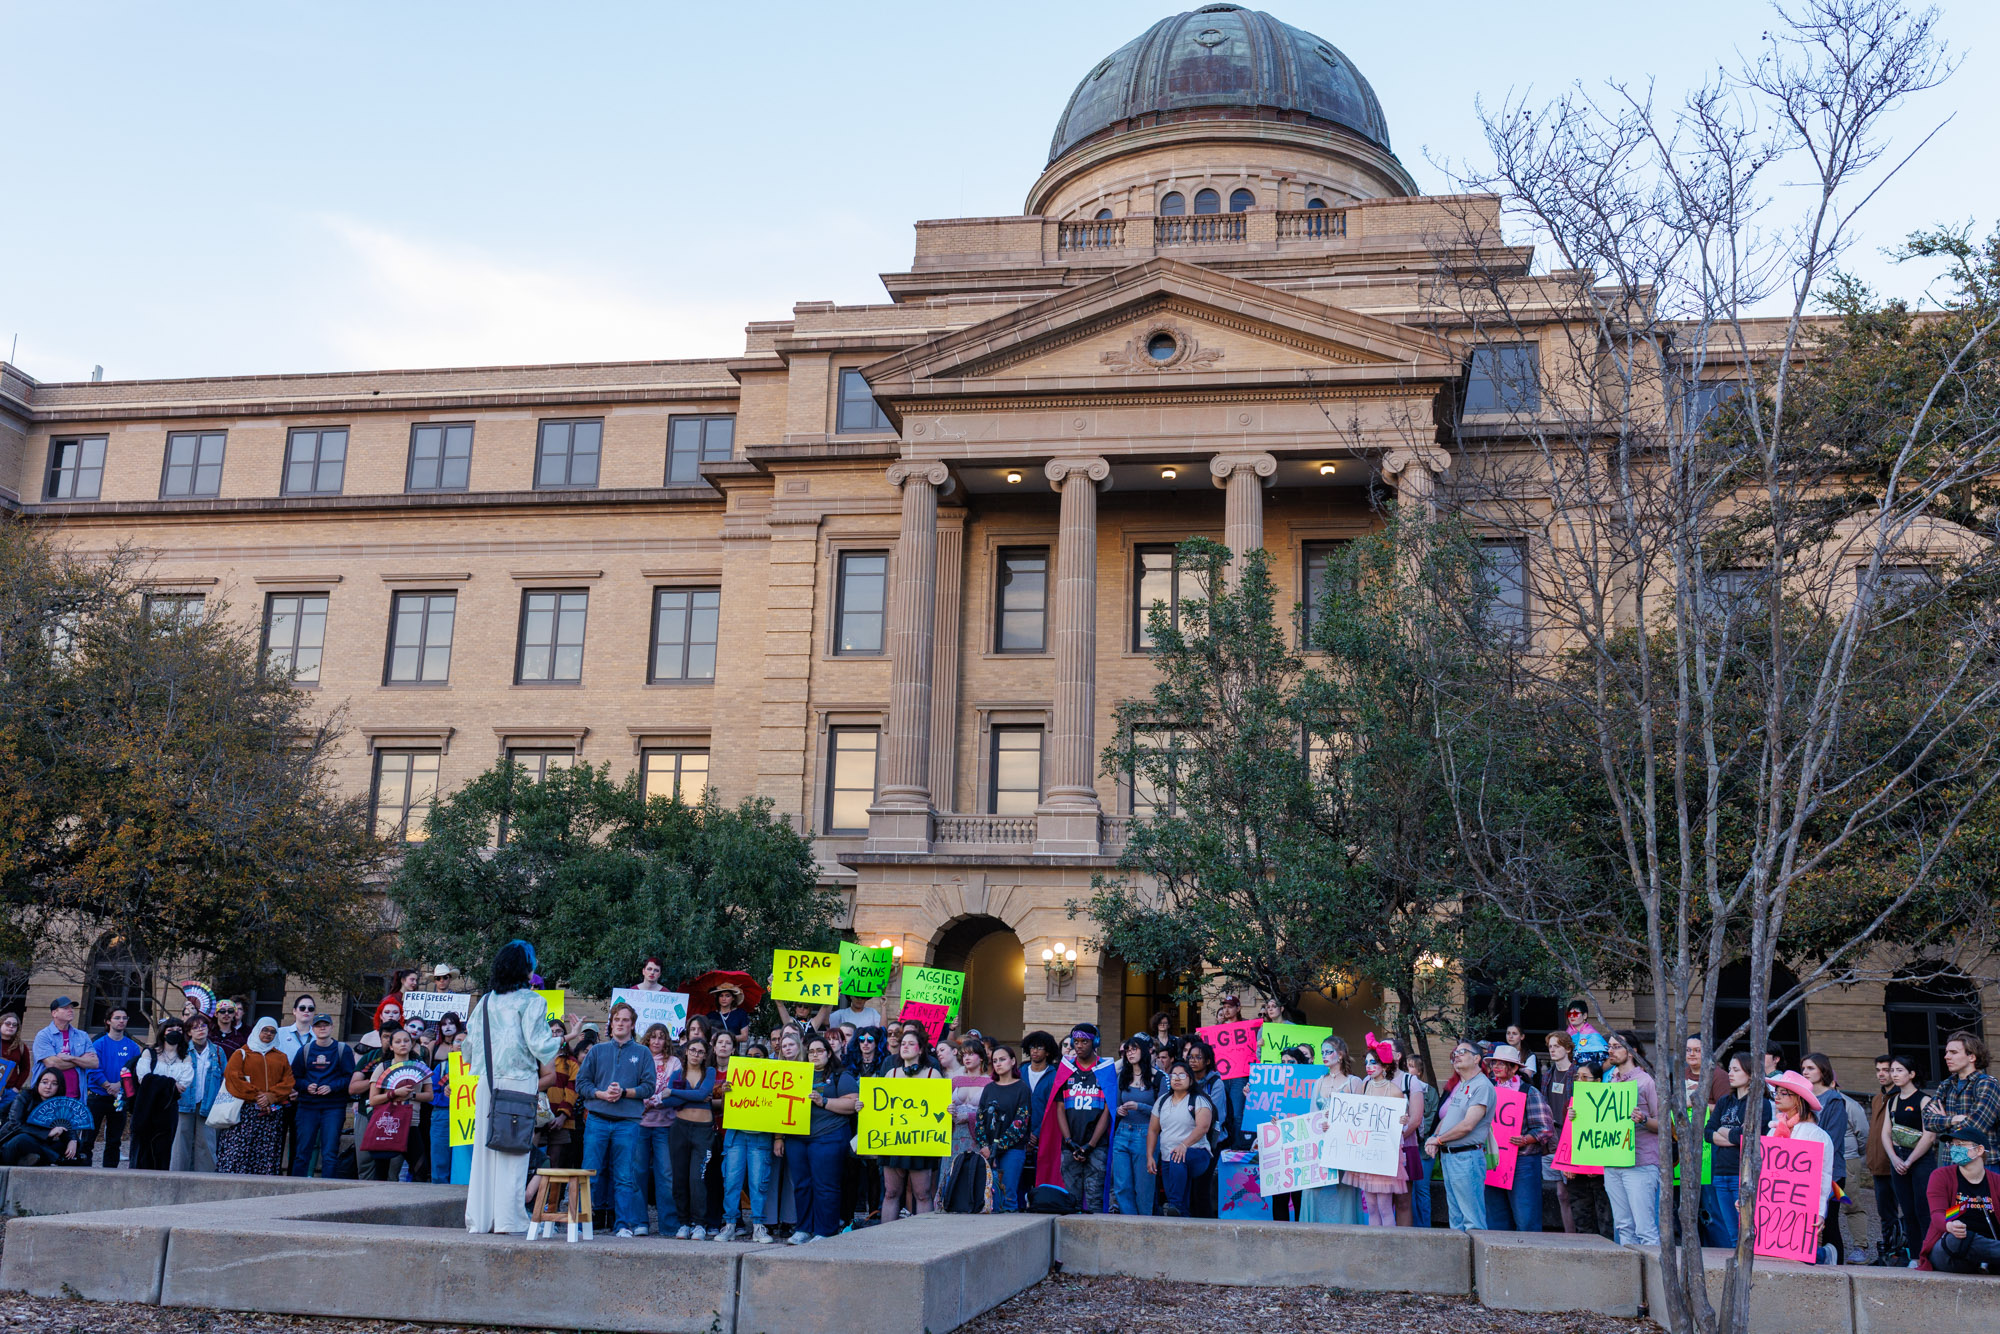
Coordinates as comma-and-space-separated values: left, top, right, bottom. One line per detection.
1094, 207, 1113, 220
1229, 188, 1255, 212
1159, 192, 1185, 216
1193, 188, 1221, 215
1465, 970, 1562, 1043
1713, 960, 1807, 1070
85, 933, 154, 1035
1885, 967, 1985, 1086
1306, 198, 1328, 210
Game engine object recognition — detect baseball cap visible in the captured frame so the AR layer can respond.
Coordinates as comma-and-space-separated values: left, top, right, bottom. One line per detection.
50, 995, 77, 1010
310, 1013, 333, 1028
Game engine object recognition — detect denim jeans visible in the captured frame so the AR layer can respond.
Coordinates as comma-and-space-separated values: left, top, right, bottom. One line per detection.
722, 1129, 772, 1227
1110, 1121, 1155, 1216
1483, 1152, 1544, 1231
430, 1104, 452, 1183
792, 1137, 847, 1238
1700, 1177, 1740, 1249
1604, 1163, 1662, 1245
1411, 1151, 1434, 1228
991, 1147, 1027, 1212
1440, 1147, 1489, 1231
668, 1120, 713, 1231
1930, 1231, 2000, 1275
1160, 1146, 1211, 1215
291, 1104, 345, 1179
643, 1123, 678, 1231
581, 1115, 645, 1233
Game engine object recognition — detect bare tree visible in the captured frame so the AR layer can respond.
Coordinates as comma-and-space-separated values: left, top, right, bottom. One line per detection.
1404, 4, 1997, 1331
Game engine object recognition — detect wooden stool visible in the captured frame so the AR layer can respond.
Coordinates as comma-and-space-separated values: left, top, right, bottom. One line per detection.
531, 1168, 596, 1242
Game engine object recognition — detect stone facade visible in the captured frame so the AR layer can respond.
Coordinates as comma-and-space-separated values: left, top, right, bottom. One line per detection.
1, 5, 1991, 1076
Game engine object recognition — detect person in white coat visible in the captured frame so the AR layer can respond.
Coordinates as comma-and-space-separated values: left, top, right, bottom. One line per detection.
463, 940, 560, 1235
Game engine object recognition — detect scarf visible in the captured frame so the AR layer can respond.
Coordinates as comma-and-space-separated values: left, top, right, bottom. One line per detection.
246, 1020, 280, 1055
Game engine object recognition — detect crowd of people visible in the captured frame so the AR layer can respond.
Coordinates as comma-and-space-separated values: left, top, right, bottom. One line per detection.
3, 972, 1994, 1277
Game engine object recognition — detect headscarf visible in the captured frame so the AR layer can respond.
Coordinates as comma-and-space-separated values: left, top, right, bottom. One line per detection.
246, 1017, 280, 1054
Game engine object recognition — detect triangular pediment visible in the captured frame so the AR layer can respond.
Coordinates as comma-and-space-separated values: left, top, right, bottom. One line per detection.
863, 258, 1459, 403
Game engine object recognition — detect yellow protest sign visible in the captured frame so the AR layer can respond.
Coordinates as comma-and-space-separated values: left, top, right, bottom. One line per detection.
771, 949, 839, 1005
534, 989, 565, 1019
857, 1076, 952, 1157
448, 1051, 479, 1148
722, 1057, 815, 1135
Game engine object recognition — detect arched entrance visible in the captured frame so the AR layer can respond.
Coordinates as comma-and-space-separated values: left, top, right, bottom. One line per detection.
932, 916, 1024, 1043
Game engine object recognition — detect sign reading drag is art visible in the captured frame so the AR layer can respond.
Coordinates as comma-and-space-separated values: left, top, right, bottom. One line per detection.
771, 949, 839, 1005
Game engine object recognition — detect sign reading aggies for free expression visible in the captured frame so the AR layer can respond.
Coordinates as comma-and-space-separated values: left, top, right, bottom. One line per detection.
771, 949, 839, 1005
1568, 1080, 1638, 1167
723, 1057, 815, 1136
838, 942, 896, 998
857, 1076, 952, 1156
898, 965, 965, 1021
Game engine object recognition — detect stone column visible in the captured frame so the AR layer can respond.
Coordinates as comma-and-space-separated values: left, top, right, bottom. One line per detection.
1381, 446, 1451, 514
1036, 456, 1111, 855
868, 460, 952, 852
928, 510, 966, 813
1209, 452, 1278, 584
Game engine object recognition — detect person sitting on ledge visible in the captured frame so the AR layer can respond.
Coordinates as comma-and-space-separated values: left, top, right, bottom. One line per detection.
1919, 1124, 1998, 1275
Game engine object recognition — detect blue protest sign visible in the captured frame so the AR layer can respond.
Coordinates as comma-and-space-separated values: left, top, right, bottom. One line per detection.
1240, 1063, 1325, 1132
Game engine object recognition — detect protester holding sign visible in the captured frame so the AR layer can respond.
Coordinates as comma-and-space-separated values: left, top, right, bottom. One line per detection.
784, 1031, 858, 1244
1602, 1031, 1662, 1246
875, 1028, 947, 1217
1353, 1048, 1411, 1225
1766, 1068, 1837, 1263
638, 1023, 683, 1236
362, 1026, 430, 1183
1483, 1045, 1554, 1232
1424, 1040, 1494, 1231
721, 1055, 806, 1242
1300, 1038, 1366, 1225
1148, 1060, 1217, 1217
1110, 1037, 1159, 1216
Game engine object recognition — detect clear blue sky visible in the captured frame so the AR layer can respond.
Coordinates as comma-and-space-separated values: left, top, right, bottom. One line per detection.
4, 1, 1994, 383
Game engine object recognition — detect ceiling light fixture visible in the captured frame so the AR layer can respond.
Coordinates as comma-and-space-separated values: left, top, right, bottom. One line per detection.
1005, 470, 1023, 484
1320, 463, 1337, 476
1161, 466, 1178, 481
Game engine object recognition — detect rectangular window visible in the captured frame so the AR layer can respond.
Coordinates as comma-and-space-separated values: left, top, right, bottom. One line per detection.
650, 587, 720, 682
1683, 380, 1744, 429
1129, 729, 1184, 818
384, 592, 456, 684
835, 551, 889, 655
142, 593, 205, 630
45, 436, 107, 500
407, 423, 474, 492
825, 727, 880, 833
835, 368, 891, 434
1463, 345, 1540, 415
262, 593, 329, 683
516, 589, 589, 683
534, 418, 602, 489
989, 727, 1044, 815
665, 415, 736, 484
1133, 545, 1203, 650
372, 750, 441, 842
994, 547, 1049, 652
506, 749, 575, 783
1300, 541, 1350, 642
642, 748, 711, 804
161, 431, 226, 498
1481, 541, 1529, 641
282, 428, 348, 495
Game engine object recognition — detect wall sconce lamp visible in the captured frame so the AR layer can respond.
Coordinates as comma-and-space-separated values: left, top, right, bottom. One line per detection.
1041, 941, 1079, 986
878, 938, 905, 961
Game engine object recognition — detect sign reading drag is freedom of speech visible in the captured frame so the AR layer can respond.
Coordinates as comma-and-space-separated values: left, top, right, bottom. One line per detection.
856, 1077, 952, 1156
1752, 1134, 1826, 1264
1257, 1109, 1339, 1195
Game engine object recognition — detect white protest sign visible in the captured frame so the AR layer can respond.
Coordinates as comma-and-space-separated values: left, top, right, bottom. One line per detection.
1312, 1089, 1405, 1176
402, 990, 470, 1023
1257, 1108, 1339, 1195
612, 988, 689, 1040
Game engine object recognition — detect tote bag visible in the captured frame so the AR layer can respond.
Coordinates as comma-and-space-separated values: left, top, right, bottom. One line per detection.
361, 1099, 413, 1152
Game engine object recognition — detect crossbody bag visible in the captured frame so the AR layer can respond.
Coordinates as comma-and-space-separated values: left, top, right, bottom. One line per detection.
479, 993, 539, 1154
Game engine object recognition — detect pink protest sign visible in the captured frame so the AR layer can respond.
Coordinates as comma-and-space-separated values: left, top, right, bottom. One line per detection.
900, 1000, 950, 1045
1485, 1086, 1527, 1188
1751, 1134, 1825, 1264
1551, 1110, 1603, 1176
1197, 1019, 1264, 1080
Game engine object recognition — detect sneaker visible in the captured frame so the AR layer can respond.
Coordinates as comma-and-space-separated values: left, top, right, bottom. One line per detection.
674, 1226, 692, 1240
788, 1231, 813, 1246
615, 1228, 634, 1238
632, 1226, 648, 1237
716, 1222, 739, 1243
751, 1225, 773, 1244
689, 1226, 707, 1241
1163, 1205, 1182, 1217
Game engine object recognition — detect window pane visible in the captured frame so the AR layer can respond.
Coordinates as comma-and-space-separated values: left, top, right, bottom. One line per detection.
1136, 549, 1175, 649
992, 729, 1043, 815
1464, 346, 1541, 414
838, 553, 888, 653
1482, 543, 1528, 639
441, 425, 473, 489
827, 729, 879, 831
1194, 188, 1220, 214
703, 417, 734, 461
667, 418, 702, 483
1229, 188, 1255, 212
568, 421, 601, 485
996, 548, 1048, 652
836, 370, 888, 434
537, 423, 569, 486
315, 431, 347, 493
1160, 192, 1185, 216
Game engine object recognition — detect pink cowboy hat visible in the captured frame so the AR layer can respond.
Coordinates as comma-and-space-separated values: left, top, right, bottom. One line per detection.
1767, 1069, 1821, 1112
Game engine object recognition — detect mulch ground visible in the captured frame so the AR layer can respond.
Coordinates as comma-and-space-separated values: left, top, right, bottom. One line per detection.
0, 1216, 1657, 1334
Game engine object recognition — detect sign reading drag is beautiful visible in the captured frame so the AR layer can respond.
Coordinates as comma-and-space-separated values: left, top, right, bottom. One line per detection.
857, 1076, 952, 1156
838, 942, 896, 998
899, 965, 965, 1021
611, 988, 689, 1040
1257, 1023, 1334, 1065
723, 1057, 815, 1135
1197, 1020, 1264, 1080
1313, 1088, 1405, 1177
1568, 1081, 1637, 1167
771, 949, 839, 1005
1257, 1108, 1339, 1195
1242, 1063, 1326, 1133
1752, 1134, 1826, 1264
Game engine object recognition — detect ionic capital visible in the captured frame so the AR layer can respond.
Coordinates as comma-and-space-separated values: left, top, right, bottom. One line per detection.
1208, 452, 1278, 489
887, 460, 954, 496
1043, 456, 1113, 491
1379, 446, 1452, 481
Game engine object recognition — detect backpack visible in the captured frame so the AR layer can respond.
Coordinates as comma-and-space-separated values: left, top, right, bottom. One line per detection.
1027, 1183, 1077, 1215
941, 1151, 989, 1214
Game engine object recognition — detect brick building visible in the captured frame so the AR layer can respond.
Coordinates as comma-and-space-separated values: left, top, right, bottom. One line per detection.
3, 5, 1991, 1077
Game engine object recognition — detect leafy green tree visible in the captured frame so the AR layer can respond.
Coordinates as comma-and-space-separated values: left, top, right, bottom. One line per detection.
387, 760, 837, 996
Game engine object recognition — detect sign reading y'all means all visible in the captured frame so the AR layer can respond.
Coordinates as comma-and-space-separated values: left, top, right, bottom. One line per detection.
838, 942, 896, 998
1567, 1081, 1637, 1167
771, 950, 838, 1005
1257, 1023, 1333, 1065
1197, 1020, 1263, 1080
856, 1077, 952, 1156
899, 965, 965, 1021
722, 1057, 815, 1136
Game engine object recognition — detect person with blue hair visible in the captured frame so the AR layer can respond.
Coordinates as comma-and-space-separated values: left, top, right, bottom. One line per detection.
464, 940, 560, 1235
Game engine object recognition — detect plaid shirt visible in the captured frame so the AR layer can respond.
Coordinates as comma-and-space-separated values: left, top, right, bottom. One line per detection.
1923, 1069, 2000, 1156
1499, 1073, 1557, 1154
